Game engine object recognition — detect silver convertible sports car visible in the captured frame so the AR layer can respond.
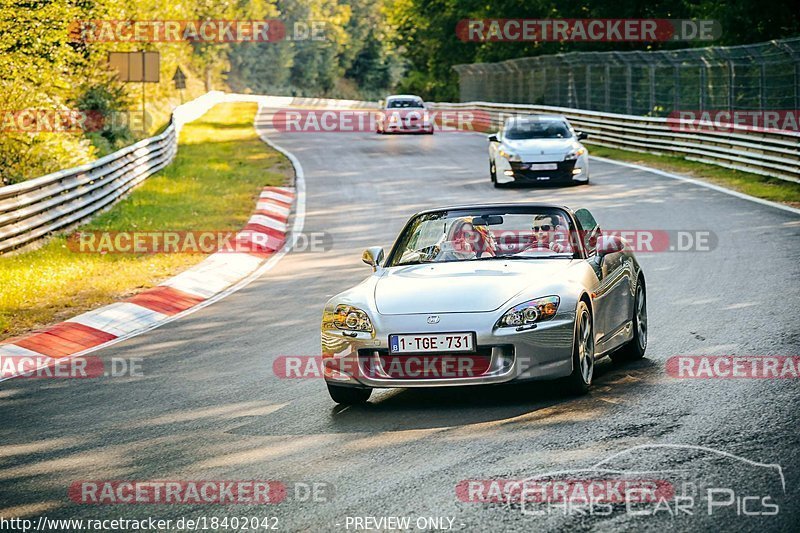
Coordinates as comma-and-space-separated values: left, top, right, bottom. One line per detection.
321, 204, 647, 405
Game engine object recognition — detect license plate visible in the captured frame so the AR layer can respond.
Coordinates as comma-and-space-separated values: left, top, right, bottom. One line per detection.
528, 163, 557, 170
389, 333, 475, 354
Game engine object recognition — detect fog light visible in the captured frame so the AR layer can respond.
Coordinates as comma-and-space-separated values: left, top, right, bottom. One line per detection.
572, 168, 582, 175
504, 170, 514, 176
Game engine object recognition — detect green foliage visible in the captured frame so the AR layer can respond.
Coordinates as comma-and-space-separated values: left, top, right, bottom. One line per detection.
227, 0, 401, 98
75, 81, 135, 150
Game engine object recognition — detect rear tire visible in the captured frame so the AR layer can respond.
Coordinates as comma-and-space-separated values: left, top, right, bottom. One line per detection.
327, 383, 372, 405
611, 281, 647, 363
564, 301, 594, 395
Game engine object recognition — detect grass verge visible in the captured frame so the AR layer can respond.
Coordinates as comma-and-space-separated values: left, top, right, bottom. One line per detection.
0, 102, 292, 341
587, 144, 800, 207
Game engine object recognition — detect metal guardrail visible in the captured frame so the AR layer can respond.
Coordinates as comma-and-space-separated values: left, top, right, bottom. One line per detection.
0, 91, 227, 254
429, 101, 800, 184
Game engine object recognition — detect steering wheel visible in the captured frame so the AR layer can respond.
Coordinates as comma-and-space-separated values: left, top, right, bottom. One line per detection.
520, 245, 553, 254
414, 244, 440, 262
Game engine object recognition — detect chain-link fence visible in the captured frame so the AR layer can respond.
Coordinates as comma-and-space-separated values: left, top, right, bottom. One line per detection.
454, 38, 800, 116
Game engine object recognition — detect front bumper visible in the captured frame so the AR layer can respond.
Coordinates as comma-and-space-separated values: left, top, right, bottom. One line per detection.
321, 309, 576, 388
495, 157, 588, 184
379, 120, 433, 133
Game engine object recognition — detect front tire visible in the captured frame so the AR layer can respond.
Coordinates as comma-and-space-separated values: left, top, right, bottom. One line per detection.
611, 281, 647, 363
490, 159, 504, 188
564, 301, 594, 395
327, 383, 371, 405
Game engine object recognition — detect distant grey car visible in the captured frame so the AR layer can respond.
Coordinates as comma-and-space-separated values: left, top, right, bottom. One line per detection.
321, 204, 647, 405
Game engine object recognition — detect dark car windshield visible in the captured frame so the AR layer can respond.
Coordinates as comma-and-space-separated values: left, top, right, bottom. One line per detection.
504, 119, 572, 139
386, 208, 579, 266
387, 98, 424, 109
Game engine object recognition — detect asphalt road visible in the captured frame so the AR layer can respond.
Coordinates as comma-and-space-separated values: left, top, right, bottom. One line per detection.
1, 107, 799, 532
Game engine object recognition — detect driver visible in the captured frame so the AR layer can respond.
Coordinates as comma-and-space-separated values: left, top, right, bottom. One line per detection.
524, 214, 571, 253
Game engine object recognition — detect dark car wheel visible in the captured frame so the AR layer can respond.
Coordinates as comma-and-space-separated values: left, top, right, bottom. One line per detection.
564, 301, 594, 395
327, 383, 372, 405
611, 281, 647, 363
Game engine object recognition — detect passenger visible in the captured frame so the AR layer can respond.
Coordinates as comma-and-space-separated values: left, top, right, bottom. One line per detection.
443, 218, 496, 260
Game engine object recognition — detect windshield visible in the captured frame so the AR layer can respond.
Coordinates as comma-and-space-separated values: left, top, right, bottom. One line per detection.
387, 209, 577, 266
387, 98, 424, 109
504, 119, 572, 139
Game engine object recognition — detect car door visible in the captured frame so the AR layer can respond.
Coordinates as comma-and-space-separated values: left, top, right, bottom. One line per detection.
575, 208, 628, 345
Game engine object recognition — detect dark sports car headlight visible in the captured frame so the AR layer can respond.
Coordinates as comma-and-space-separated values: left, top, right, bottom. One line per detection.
333, 304, 374, 332
497, 296, 560, 328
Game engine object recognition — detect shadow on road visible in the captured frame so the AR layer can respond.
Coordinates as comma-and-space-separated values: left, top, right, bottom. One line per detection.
315, 356, 661, 433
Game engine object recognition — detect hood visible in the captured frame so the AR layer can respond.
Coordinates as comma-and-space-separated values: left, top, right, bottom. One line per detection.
503, 138, 577, 158
375, 260, 574, 315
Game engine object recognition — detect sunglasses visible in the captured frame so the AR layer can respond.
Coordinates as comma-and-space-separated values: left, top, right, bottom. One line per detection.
533, 224, 553, 232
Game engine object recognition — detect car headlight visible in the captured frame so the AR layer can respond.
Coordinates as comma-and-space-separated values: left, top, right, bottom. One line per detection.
497, 296, 560, 328
333, 304, 374, 332
564, 147, 586, 161
498, 148, 521, 162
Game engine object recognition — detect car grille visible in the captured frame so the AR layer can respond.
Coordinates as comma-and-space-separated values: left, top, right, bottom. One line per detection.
510, 160, 576, 181
358, 347, 512, 380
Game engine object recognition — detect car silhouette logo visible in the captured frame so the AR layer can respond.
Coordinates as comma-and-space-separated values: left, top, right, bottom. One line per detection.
427, 315, 440, 324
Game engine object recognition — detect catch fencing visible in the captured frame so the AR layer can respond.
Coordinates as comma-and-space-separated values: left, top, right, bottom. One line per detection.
453, 38, 800, 116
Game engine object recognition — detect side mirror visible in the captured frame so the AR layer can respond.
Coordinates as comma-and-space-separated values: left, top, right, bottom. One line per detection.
487, 133, 499, 142
597, 235, 624, 257
362, 246, 385, 271
577, 131, 588, 140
